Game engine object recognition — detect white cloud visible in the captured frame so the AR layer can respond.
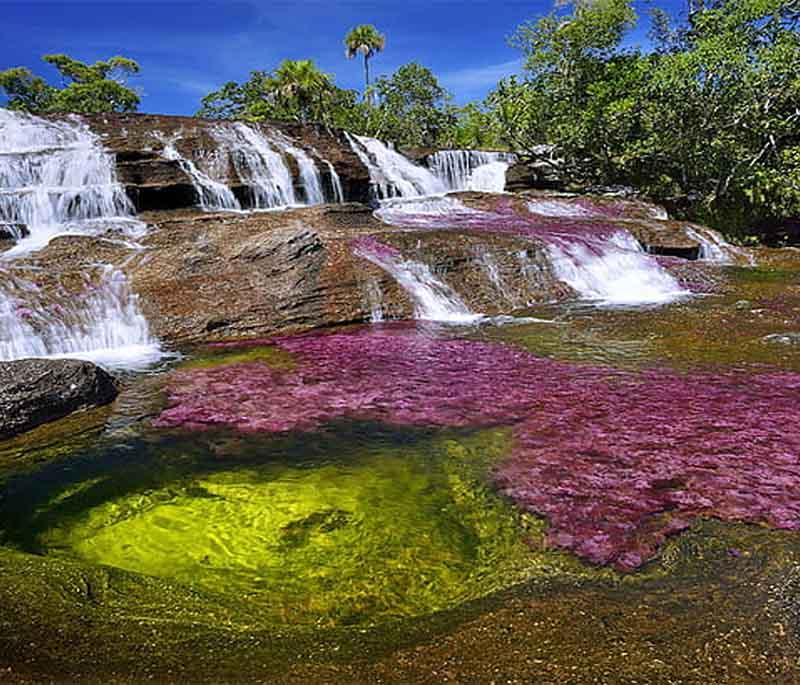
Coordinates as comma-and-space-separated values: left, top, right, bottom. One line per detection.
440, 59, 522, 97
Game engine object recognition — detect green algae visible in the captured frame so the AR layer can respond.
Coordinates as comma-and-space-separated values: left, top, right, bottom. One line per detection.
179, 344, 295, 371
22, 427, 559, 626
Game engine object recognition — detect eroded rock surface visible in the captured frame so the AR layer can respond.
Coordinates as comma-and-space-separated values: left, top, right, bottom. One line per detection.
0, 358, 118, 439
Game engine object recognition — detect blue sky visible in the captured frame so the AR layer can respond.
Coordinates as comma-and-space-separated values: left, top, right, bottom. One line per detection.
2, 1, 685, 115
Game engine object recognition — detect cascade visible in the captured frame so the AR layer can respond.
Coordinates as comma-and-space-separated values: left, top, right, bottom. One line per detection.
214, 123, 295, 208
268, 131, 325, 205
0, 110, 163, 368
374, 196, 688, 307
324, 161, 344, 203
0, 267, 162, 370
546, 231, 688, 306
0, 109, 142, 254
160, 137, 241, 211
428, 150, 517, 192
353, 237, 480, 323
685, 226, 755, 265
345, 133, 445, 200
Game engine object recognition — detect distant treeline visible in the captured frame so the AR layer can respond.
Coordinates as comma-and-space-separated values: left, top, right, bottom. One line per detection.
2, 3, 798, 236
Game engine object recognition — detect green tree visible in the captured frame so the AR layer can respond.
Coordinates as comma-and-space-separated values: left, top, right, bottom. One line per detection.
344, 24, 386, 100
0, 54, 140, 113
198, 62, 361, 128
490, 0, 800, 233
366, 62, 455, 147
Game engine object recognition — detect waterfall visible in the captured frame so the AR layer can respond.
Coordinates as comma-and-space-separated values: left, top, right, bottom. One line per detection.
268, 131, 325, 205
546, 231, 688, 306
476, 250, 513, 303
375, 196, 687, 307
215, 123, 295, 208
363, 278, 385, 322
428, 150, 516, 192
209, 123, 336, 208
324, 161, 344, 203
685, 226, 755, 265
345, 133, 445, 200
0, 267, 162, 370
0, 109, 142, 254
160, 137, 241, 211
353, 237, 480, 323
0, 111, 163, 368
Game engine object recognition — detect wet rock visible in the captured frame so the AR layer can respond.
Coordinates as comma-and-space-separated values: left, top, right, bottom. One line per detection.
0, 223, 27, 241
0, 358, 118, 439
736, 300, 752, 310
67, 113, 373, 212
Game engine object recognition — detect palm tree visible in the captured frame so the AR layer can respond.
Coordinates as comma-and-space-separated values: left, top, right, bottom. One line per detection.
270, 59, 333, 122
344, 24, 386, 102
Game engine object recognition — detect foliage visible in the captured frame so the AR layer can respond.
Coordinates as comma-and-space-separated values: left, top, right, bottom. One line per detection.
489, 0, 800, 231
344, 23, 386, 97
366, 63, 455, 147
198, 60, 348, 125
0, 54, 140, 113
198, 60, 466, 148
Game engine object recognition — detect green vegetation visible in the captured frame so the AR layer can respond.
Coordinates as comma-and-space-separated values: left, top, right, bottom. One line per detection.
0, 54, 140, 113
3, 3, 798, 233
488, 0, 800, 232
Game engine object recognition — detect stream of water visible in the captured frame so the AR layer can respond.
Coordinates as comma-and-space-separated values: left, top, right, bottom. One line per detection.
2, 110, 798, 681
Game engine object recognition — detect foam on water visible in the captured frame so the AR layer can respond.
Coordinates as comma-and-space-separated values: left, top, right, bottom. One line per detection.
345, 133, 445, 199
0, 267, 162, 370
428, 150, 516, 192
375, 196, 690, 307
0, 109, 144, 254
547, 232, 689, 306
353, 237, 481, 323
685, 226, 755, 265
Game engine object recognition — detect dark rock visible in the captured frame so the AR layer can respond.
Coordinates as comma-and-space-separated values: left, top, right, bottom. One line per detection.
0, 223, 29, 251
0, 358, 118, 439
66, 113, 373, 212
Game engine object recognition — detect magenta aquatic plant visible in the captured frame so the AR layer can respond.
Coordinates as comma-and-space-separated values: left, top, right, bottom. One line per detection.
155, 328, 800, 571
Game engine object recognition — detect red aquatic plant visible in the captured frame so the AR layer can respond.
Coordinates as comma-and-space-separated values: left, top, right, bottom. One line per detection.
154, 328, 800, 570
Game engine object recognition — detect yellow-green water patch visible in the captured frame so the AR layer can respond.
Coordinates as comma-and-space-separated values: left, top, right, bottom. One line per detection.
34, 428, 550, 626
179, 344, 295, 371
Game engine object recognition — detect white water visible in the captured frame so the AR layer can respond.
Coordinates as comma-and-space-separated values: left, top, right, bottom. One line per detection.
547, 231, 688, 306
345, 133, 446, 200
268, 131, 325, 205
324, 160, 344, 203
0, 109, 143, 254
0, 267, 162, 370
428, 150, 516, 192
527, 198, 599, 218
375, 195, 484, 227
685, 226, 755, 265
354, 241, 480, 323
0, 110, 163, 368
161, 136, 241, 211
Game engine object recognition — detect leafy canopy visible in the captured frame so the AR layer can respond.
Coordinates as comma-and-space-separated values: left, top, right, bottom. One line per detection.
0, 54, 140, 113
488, 0, 800, 232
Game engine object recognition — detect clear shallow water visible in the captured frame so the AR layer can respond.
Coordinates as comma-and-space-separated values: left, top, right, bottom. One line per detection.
1, 253, 800, 631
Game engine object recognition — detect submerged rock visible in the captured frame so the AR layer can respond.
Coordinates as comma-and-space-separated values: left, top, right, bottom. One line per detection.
0, 358, 118, 439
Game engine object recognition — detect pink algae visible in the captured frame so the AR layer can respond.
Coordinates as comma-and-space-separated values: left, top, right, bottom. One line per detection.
154, 328, 800, 571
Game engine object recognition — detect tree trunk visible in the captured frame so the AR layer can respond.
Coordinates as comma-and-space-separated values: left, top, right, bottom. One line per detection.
364, 55, 371, 105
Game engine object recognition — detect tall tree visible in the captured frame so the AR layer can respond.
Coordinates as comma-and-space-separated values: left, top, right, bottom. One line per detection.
0, 54, 140, 113
344, 24, 386, 101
